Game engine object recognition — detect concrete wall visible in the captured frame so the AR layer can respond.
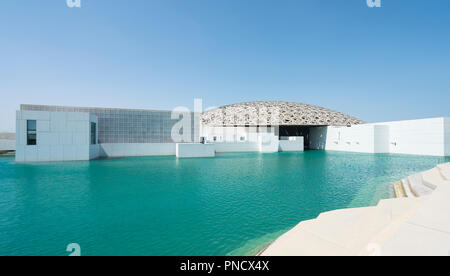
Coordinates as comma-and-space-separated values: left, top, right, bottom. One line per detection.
98, 143, 176, 157
201, 126, 276, 143
312, 125, 376, 153
374, 125, 390, 153
202, 126, 289, 153
320, 125, 390, 154
279, 137, 304, 152
214, 142, 260, 153
259, 133, 279, 153
385, 118, 447, 156
21, 104, 200, 144
310, 118, 450, 156
16, 111, 99, 162
176, 143, 215, 158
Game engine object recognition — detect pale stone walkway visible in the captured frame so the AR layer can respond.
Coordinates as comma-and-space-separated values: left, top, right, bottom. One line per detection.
261, 163, 450, 256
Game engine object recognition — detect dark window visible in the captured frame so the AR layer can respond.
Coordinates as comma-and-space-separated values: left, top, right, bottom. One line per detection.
91, 122, 97, 145
27, 120, 37, 145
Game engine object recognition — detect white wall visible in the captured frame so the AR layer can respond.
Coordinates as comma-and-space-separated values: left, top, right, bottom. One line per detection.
279, 137, 304, 152
202, 126, 289, 153
176, 143, 215, 158
214, 142, 260, 153
16, 111, 99, 162
201, 126, 277, 143
99, 143, 176, 157
310, 118, 450, 156
318, 125, 378, 153
259, 132, 279, 153
202, 126, 252, 142
374, 125, 390, 153
385, 118, 447, 156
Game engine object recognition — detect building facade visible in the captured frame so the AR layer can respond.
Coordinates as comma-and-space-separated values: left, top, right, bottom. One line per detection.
15, 110, 99, 162
16, 104, 200, 161
13, 102, 450, 162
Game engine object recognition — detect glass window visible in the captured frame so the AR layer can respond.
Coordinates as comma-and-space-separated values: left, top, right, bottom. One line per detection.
91, 122, 97, 145
27, 120, 37, 145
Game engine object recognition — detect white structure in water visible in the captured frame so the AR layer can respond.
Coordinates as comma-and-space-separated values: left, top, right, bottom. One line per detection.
309, 118, 450, 156
13, 102, 450, 162
15, 110, 100, 162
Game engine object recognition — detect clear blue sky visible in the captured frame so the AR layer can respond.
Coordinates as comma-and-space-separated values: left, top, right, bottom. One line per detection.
1, 0, 449, 132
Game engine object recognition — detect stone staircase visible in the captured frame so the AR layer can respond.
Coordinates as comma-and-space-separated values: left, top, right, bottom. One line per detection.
261, 162, 450, 256
395, 163, 449, 198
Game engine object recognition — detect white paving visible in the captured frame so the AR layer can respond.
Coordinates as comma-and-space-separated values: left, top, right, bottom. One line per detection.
261, 163, 450, 256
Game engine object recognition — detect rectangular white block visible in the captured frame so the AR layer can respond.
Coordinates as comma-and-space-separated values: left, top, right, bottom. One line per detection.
16, 110, 97, 162
214, 142, 260, 153
259, 133, 279, 153
176, 143, 215, 158
279, 137, 304, 152
98, 143, 176, 157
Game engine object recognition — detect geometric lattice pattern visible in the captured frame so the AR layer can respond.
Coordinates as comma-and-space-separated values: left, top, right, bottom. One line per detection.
201, 101, 365, 127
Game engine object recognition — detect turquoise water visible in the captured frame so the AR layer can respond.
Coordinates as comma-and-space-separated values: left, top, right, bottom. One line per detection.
0, 151, 448, 256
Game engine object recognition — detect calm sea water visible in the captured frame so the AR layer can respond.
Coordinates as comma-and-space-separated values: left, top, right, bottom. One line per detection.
0, 151, 448, 256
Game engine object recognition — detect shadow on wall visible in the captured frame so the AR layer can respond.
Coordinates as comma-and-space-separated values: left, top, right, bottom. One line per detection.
309, 127, 328, 150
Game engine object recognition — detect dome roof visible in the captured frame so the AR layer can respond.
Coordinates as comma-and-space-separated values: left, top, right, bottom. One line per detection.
201, 101, 364, 126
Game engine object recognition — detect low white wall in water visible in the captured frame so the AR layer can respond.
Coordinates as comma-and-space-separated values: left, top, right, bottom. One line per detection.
279, 137, 304, 152
258, 133, 279, 153
386, 118, 448, 156
176, 143, 215, 158
312, 125, 389, 154
310, 117, 450, 156
99, 143, 176, 157
214, 142, 260, 153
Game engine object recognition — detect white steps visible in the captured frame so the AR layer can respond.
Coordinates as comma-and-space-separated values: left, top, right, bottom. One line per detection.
262, 163, 450, 256
394, 163, 450, 198
382, 183, 450, 256
261, 198, 423, 256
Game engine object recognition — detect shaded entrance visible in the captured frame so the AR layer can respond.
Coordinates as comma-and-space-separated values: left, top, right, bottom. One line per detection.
278, 126, 323, 150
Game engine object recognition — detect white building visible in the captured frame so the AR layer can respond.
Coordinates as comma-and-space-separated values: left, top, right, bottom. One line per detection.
15, 110, 100, 162
13, 102, 450, 162
201, 102, 450, 157
309, 118, 450, 156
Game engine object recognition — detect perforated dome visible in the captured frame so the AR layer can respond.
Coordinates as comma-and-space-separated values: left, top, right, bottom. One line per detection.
201, 101, 364, 126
